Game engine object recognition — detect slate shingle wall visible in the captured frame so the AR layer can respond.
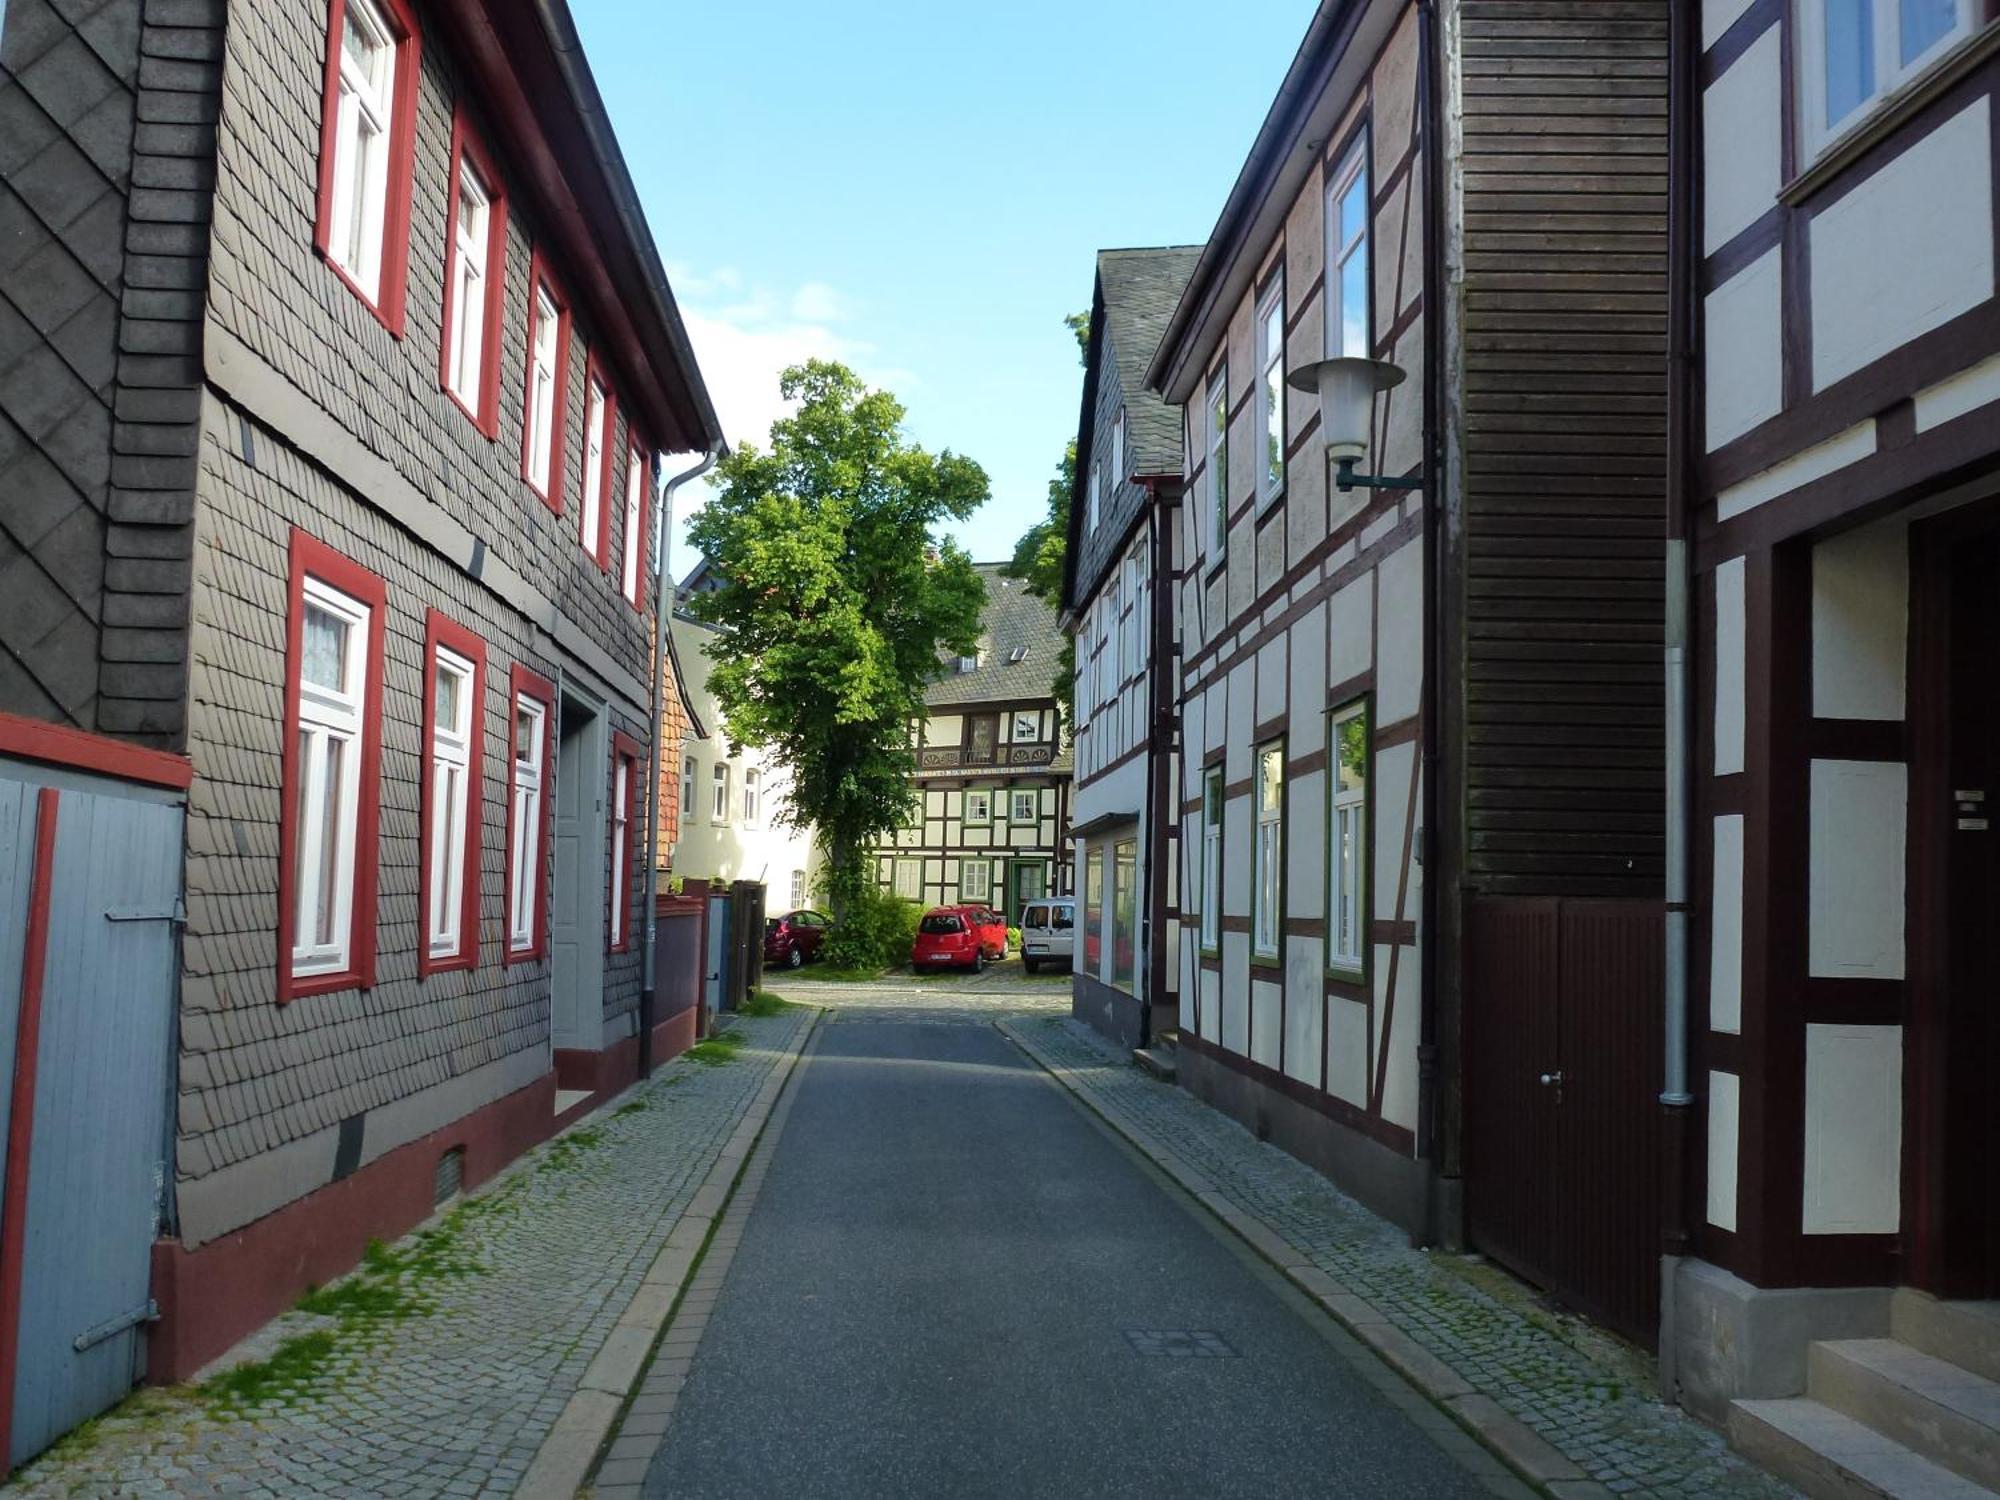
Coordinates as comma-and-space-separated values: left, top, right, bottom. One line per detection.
1073, 334, 1148, 607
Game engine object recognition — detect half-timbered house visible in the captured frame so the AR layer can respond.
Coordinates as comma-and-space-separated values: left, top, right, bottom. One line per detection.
0, 0, 718, 1456
1066, 247, 1199, 1050
875, 564, 1072, 922
1151, 0, 1673, 1350
1668, 0, 2000, 1484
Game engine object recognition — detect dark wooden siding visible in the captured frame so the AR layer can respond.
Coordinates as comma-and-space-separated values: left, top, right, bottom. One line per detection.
1458, 0, 1669, 898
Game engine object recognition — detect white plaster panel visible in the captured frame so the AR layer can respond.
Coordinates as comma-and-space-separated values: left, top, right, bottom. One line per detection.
1250, 978, 1283, 1070
1223, 786, 1251, 919
1221, 932, 1249, 1053
1256, 636, 1288, 729
1812, 97, 1994, 391
1197, 963, 1220, 1041
1226, 662, 1255, 780
1705, 249, 1783, 450
1328, 573, 1373, 687
1702, 28, 1782, 253
1710, 814, 1745, 1034
1379, 325, 1425, 481
1202, 679, 1225, 753
1288, 768, 1326, 918
1714, 555, 1746, 777
1289, 604, 1328, 756
1327, 995, 1369, 1106
1716, 420, 1877, 520
1373, 742, 1418, 921
1183, 692, 1207, 798
1803, 1023, 1903, 1235
1375, 536, 1424, 727
1284, 937, 1324, 1086
1379, 943, 1420, 1132
1707, 1069, 1740, 1231
1915, 351, 2000, 432
1702, 0, 1759, 46
1808, 759, 1906, 980
1813, 517, 1908, 722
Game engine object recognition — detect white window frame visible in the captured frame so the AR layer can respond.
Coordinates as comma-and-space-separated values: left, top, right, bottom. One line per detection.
789, 870, 806, 908
711, 762, 732, 824
1110, 410, 1125, 486
425, 644, 475, 960
1012, 712, 1038, 743
1011, 789, 1038, 825
326, 0, 397, 302
966, 789, 992, 824
1326, 143, 1372, 361
1207, 366, 1229, 555
1089, 460, 1102, 531
526, 284, 561, 496
610, 754, 630, 950
1255, 277, 1286, 510
893, 858, 922, 900
961, 859, 992, 903
1252, 740, 1284, 962
1797, 0, 1977, 158
1200, 767, 1223, 955
581, 378, 608, 558
742, 766, 762, 826
1113, 838, 1137, 994
293, 576, 371, 977
620, 444, 647, 605
680, 754, 696, 818
1329, 701, 1369, 975
508, 694, 547, 954
444, 156, 491, 411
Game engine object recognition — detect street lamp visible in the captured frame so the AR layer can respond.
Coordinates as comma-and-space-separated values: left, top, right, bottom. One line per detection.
1287, 356, 1413, 493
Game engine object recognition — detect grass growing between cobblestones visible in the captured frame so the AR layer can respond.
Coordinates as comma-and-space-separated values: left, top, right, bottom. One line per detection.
738, 990, 796, 1017
684, 1027, 748, 1065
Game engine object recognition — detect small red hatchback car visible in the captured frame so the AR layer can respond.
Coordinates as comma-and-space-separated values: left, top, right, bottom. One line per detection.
954, 905, 1008, 961
763, 909, 831, 970
910, 908, 987, 974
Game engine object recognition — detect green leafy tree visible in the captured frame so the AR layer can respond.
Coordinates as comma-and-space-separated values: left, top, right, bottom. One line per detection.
1003, 312, 1090, 728
686, 360, 989, 919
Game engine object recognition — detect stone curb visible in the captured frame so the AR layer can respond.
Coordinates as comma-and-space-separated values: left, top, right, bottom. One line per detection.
513, 1010, 823, 1500
999, 1020, 1615, 1500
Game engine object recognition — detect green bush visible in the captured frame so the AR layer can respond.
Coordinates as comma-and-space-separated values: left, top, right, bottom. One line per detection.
821, 886, 923, 970
1006, 926, 1022, 952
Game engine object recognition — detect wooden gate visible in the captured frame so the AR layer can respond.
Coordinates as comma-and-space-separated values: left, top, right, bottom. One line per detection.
1465, 897, 1663, 1345
0, 769, 182, 1467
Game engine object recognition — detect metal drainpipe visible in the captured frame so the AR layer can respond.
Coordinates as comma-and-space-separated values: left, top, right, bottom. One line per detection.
1660, 0, 1698, 1392
640, 444, 722, 1077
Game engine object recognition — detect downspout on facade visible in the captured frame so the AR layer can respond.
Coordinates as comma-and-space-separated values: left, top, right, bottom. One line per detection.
640, 444, 722, 1076
1658, 0, 1698, 1397
1144, 479, 1179, 1047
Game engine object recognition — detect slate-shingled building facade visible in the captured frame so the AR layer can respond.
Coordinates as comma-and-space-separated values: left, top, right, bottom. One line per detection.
0, 0, 720, 1427
1065, 246, 1198, 1051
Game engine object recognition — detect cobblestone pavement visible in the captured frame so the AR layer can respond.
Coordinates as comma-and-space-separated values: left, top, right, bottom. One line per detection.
1002, 1016, 1798, 1500
9, 1006, 813, 1499
763, 958, 1073, 1025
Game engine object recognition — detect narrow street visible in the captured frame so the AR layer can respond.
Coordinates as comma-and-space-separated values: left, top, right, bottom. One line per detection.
601, 976, 1519, 1499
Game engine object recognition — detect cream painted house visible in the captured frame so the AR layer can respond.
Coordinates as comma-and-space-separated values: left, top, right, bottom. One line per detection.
668, 609, 820, 909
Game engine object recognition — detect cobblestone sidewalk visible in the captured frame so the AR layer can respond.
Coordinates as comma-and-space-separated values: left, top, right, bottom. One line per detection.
765, 963, 1073, 1026
9, 1006, 814, 1499
1003, 1015, 1798, 1500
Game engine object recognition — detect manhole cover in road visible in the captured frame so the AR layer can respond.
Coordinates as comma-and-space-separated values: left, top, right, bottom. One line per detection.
1123, 1329, 1238, 1358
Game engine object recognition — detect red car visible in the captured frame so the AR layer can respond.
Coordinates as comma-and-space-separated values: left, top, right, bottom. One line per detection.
955, 905, 1008, 960
763, 909, 831, 969
910, 908, 988, 974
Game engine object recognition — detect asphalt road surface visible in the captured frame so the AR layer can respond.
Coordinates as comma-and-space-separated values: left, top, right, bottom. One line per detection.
642, 1014, 1512, 1498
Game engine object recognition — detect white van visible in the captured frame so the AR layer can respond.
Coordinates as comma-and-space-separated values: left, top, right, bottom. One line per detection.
1019, 899, 1076, 974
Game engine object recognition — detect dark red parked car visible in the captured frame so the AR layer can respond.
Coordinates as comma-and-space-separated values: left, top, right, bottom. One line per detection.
954, 905, 1008, 961
764, 909, 831, 969
910, 908, 986, 974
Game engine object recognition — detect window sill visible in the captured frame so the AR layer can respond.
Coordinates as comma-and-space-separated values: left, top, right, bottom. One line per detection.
320, 251, 404, 341
442, 382, 495, 441
1783, 23, 2000, 208
284, 964, 367, 1003
502, 941, 544, 968
1325, 963, 1366, 985
419, 951, 476, 980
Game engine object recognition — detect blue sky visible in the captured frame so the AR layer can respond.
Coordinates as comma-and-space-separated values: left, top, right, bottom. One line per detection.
571, 0, 1316, 570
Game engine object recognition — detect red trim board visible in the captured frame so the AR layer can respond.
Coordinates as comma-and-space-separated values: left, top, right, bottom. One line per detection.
0, 788, 59, 1474
278, 529, 388, 1005
312, 0, 423, 337
521, 251, 573, 513
582, 360, 616, 570
438, 109, 510, 438
504, 664, 556, 965
610, 730, 644, 952
417, 610, 487, 978
0, 710, 191, 791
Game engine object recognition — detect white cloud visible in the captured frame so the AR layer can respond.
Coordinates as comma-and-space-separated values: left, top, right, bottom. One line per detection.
790, 281, 848, 323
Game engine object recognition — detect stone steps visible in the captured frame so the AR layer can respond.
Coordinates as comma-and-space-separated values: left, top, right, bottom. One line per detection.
1133, 1029, 1178, 1082
1730, 1298, 2000, 1500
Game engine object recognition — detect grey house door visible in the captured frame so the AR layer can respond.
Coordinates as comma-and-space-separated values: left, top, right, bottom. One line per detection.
551, 700, 604, 1053
0, 772, 181, 1468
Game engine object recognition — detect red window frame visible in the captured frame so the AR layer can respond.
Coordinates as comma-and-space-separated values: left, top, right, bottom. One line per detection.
521, 251, 572, 513
610, 730, 644, 953
504, 663, 556, 965
438, 111, 509, 439
622, 437, 652, 612
418, 609, 486, 978
582, 356, 616, 570
278, 529, 388, 1004
313, 0, 422, 337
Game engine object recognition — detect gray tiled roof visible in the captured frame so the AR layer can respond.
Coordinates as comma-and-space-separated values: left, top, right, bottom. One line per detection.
926, 563, 1063, 708
1099, 246, 1203, 476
